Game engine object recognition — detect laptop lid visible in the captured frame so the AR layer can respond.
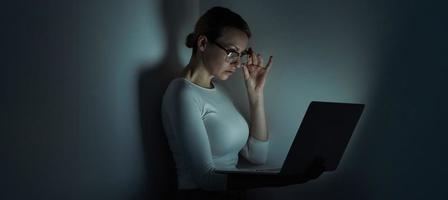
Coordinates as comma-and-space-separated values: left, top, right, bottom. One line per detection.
280, 101, 364, 175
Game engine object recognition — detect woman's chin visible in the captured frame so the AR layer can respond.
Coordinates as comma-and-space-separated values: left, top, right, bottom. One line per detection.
218, 72, 232, 80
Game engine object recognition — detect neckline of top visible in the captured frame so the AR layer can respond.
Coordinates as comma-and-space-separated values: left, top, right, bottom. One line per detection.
179, 77, 217, 91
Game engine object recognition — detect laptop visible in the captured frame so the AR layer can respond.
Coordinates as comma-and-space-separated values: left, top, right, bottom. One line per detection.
215, 101, 365, 175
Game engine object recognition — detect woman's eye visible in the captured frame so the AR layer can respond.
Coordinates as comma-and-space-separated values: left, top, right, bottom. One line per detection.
229, 52, 238, 57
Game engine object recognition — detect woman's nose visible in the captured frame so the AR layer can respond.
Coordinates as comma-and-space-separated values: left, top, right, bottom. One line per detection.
234, 57, 244, 68
230, 60, 240, 68
236, 62, 242, 68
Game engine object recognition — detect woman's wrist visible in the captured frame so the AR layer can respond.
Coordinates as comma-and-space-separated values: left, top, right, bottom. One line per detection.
248, 93, 264, 107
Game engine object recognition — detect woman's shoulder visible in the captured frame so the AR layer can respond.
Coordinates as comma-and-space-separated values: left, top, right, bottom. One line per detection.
165, 77, 197, 95
162, 78, 201, 103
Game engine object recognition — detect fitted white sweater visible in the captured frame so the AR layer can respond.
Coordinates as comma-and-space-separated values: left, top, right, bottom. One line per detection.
161, 78, 270, 191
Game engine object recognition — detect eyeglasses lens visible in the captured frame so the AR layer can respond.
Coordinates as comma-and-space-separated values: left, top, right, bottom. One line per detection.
227, 53, 248, 65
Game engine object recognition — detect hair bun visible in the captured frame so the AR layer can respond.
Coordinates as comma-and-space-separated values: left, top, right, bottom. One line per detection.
185, 33, 196, 48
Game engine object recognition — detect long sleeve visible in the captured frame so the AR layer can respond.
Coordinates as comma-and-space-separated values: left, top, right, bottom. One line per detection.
164, 88, 228, 191
239, 135, 270, 165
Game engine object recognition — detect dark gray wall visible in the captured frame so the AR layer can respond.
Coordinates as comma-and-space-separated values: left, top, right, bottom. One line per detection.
1, 0, 447, 200
1, 0, 198, 199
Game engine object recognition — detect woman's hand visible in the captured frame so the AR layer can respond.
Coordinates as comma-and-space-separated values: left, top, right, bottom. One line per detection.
241, 48, 273, 100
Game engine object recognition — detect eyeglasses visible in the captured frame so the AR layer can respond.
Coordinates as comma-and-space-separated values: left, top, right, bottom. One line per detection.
211, 40, 249, 65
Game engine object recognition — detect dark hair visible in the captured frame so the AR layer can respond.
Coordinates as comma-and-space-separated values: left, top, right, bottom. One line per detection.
185, 7, 251, 52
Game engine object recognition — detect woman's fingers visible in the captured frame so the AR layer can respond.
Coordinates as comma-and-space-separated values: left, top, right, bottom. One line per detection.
251, 50, 258, 66
247, 53, 253, 66
242, 65, 250, 80
258, 54, 264, 67
265, 56, 273, 73
244, 48, 273, 79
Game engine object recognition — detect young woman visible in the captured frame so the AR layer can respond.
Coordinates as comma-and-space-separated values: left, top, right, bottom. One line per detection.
161, 6, 325, 199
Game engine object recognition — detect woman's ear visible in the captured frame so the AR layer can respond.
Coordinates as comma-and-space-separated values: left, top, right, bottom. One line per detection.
197, 35, 208, 52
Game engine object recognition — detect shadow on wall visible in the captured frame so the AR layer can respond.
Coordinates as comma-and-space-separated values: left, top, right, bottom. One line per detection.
137, 0, 193, 199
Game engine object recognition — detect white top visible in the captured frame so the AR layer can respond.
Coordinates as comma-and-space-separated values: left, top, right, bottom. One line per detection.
161, 77, 270, 191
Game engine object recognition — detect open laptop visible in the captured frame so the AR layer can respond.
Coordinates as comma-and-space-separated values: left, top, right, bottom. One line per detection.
215, 101, 365, 175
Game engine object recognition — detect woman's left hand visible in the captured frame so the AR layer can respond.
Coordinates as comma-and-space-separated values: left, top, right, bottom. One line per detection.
242, 48, 273, 99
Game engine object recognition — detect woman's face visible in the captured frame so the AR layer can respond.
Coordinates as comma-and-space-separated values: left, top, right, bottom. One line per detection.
201, 27, 249, 80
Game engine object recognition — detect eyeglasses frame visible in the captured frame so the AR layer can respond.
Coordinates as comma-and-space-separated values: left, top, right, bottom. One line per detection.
210, 40, 249, 64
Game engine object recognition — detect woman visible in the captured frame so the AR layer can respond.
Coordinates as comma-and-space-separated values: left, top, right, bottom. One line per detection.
161, 6, 325, 199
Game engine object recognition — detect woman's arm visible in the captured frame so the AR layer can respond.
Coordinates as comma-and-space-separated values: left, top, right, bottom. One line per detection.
248, 94, 268, 141
239, 94, 271, 165
238, 50, 272, 164
241, 49, 273, 142
238, 94, 271, 164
